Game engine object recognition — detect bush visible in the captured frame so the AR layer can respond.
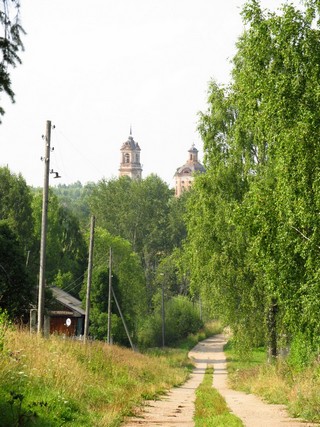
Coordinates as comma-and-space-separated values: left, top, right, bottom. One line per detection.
165, 296, 203, 345
287, 331, 319, 372
137, 296, 203, 348
137, 314, 162, 348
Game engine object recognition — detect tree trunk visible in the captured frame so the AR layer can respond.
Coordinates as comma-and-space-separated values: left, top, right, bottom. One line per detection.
267, 297, 278, 361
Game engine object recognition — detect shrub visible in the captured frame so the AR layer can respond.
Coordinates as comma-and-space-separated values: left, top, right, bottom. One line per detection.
137, 295, 203, 348
287, 331, 319, 372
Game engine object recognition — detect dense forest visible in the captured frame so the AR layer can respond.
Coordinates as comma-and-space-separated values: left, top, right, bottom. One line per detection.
2, 0, 320, 365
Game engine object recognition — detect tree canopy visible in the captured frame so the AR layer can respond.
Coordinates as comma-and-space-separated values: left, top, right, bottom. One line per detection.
0, 167, 34, 251
89, 175, 177, 306
80, 227, 146, 344
0, 220, 33, 318
186, 0, 320, 355
32, 190, 87, 297
0, 0, 24, 120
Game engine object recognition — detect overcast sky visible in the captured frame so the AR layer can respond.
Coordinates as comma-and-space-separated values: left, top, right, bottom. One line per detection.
0, 0, 300, 188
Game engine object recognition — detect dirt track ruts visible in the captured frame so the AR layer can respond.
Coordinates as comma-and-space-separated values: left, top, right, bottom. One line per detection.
123, 335, 319, 426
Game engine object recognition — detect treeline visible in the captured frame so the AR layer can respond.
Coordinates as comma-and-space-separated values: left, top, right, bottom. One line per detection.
0, 170, 202, 347
185, 0, 320, 363
0, 169, 88, 316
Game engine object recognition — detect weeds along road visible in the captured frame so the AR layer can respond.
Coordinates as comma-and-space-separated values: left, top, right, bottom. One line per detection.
123, 335, 318, 427
123, 342, 211, 426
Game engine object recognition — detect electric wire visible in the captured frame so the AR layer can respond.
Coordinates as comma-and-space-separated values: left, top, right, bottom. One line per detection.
60, 252, 109, 295
53, 127, 106, 185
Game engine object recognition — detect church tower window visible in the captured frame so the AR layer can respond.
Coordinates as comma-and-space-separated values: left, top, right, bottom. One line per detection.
119, 128, 142, 180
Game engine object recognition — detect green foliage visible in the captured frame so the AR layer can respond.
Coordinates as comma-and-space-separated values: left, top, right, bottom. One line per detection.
165, 296, 203, 345
88, 175, 176, 308
32, 190, 87, 297
0, 221, 34, 318
54, 270, 73, 290
137, 295, 203, 348
82, 227, 147, 345
137, 312, 161, 348
286, 332, 320, 372
0, 1, 25, 120
186, 0, 320, 360
52, 181, 94, 228
89, 175, 173, 255
0, 309, 11, 352
0, 167, 35, 253
167, 191, 190, 248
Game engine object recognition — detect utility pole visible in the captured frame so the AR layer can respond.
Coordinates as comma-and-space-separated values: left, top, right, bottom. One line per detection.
37, 120, 52, 335
107, 247, 112, 344
84, 215, 95, 343
161, 278, 165, 347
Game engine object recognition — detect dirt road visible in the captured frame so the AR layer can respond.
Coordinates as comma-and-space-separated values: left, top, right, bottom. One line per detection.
123, 335, 318, 426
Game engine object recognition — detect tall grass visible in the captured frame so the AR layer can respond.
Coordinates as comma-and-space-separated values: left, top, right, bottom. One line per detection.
225, 340, 320, 423
0, 328, 191, 426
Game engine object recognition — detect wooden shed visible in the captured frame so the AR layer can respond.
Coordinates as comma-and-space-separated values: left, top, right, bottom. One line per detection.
48, 286, 85, 337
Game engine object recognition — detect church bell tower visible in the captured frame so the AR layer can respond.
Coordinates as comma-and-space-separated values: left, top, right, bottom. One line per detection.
119, 128, 142, 180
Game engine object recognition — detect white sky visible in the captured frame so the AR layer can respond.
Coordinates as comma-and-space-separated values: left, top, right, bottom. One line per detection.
0, 0, 301, 188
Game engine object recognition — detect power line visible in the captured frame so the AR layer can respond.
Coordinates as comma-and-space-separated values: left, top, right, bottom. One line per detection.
54, 128, 106, 183
57, 252, 108, 295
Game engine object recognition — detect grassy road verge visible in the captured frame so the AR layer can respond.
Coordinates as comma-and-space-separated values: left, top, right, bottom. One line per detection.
194, 366, 243, 427
225, 340, 320, 423
0, 322, 220, 426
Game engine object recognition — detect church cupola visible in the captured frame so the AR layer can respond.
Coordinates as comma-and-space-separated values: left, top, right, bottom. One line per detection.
188, 144, 199, 162
119, 128, 142, 180
174, 144, 205, 197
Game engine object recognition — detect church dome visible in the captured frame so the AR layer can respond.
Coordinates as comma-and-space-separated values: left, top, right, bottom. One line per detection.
174, 144, 205, 177
121, 134, 138, 150
174, 144, 205, 197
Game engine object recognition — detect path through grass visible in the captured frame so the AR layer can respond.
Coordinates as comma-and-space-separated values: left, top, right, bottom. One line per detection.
0, 322, 221, 426
194, 365, 243, 427
225, 339, 320, 423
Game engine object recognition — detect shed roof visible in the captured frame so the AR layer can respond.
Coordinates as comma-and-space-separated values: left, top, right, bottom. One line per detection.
50, 286, 85, 316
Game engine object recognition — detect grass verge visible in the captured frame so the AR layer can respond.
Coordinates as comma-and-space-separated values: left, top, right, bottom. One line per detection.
194, 365, 243, 427
0, 329, 189, 426
0, 321, 221, 427
224, 340, 320, 423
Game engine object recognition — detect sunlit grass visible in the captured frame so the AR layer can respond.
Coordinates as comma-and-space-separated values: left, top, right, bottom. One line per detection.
0, 328, 191, 426
225, 339, 320, 423
194, 365, 243, 427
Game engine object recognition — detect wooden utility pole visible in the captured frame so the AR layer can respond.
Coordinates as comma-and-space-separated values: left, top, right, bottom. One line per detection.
161, 278, 165, 347
37, 120, 52, 335
107, 247, 112, 344
84, 215, 95, 343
